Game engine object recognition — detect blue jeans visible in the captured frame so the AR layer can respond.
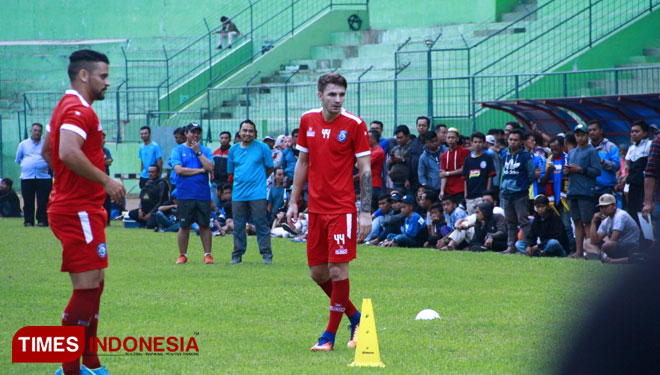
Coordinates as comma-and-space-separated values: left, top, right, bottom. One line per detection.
515, 239, 566, 257
365, 215, 385, 242
232, 199, 272, 260
156, 211, 179, 232
386, 233, 419, 248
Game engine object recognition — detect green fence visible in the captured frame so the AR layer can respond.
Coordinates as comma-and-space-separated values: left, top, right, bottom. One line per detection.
123, 0, 369, 113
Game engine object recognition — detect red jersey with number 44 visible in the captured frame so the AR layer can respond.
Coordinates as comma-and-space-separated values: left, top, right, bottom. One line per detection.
296, 108, 370, 214
47, 89, 106, 213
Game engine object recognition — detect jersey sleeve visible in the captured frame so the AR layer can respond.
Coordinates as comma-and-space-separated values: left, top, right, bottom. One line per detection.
202, 146, 213, 160
353, 121, 371, 158
227, 146, 234, 174
169, 147, 182, 167
296, 116, 309, 153
264, 143, 274, 168
60, 106, 92, 140
156, 144, 163, 159
486, 156, 496, 177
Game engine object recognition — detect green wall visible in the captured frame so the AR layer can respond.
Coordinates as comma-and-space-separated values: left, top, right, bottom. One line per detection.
0, 0, 242, 40
368, 0, 515, 29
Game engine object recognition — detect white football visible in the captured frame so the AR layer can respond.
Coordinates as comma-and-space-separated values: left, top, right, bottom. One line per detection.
415, 309, 441, 320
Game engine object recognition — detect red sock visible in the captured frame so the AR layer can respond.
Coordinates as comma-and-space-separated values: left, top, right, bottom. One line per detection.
82, 281, 104, 369
317, 279, 357, 318
62, 288, 97, 375
324, 279, 351, 335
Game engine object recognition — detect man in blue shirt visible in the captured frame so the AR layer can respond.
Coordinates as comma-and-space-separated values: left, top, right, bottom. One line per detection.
228, 120, 274, 264
281, 128, 299, 187
170, 122, 215, 265
138, 125, 163, 189
380, 195, 427, 248
15, 123, 52, 226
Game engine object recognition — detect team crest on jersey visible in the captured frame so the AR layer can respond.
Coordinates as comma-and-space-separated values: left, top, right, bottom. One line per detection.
307, 129, 316, 137
337, 130, 348, 142
97, 243, 107, 258
480, 160, 487, 169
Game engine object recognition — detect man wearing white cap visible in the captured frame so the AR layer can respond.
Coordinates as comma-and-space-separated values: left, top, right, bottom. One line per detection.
587, 193, 640, 263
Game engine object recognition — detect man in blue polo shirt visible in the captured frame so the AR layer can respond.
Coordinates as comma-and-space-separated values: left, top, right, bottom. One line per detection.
228, 119, 274, 264
138, 125, 163, 189
170, 122, 215, 265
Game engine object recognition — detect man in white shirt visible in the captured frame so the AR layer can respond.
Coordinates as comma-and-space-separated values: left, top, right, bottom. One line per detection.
15, 122, 52, 226
444, 190, 503, 249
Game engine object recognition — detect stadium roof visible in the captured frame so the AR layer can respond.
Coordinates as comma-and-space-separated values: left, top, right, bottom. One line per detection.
479, 93, 660, 144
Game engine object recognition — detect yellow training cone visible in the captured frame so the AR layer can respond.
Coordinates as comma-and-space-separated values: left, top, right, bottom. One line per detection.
349, 298, 385, 367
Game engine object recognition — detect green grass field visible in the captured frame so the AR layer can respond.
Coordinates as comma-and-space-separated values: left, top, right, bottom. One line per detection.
1, 218, 626, 374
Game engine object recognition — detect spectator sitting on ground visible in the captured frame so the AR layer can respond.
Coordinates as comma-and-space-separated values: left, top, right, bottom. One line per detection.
267, 167, 287, 222
380, 195, 427, 248
214, 16, 240, 50
369, 192, 406, 245
364, 194, 395, 244
587, 194, 641, 264
214, 183, 234, 235
155, 195, 179, 233
515, 195, 569, 257
271, 208, 297, 238
424, 202, 445, 248
467, 201, 507, 252
0, 178, 22, 217
128, 164, 169, 228
388, 125, 413, 194
441, 190, 503, 250
436, 195, 468, 250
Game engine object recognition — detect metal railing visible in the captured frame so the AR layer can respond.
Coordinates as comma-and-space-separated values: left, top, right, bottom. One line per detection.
123, 0, 369, 113
13, 65, 660, 146
396, 0, 659, 78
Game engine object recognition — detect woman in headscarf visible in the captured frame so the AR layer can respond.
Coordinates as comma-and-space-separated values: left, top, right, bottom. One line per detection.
469, 200, 507, 251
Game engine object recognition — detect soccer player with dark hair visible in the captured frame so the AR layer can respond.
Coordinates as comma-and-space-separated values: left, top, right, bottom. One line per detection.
43, 49, 126, 375
287, 72, 371, 351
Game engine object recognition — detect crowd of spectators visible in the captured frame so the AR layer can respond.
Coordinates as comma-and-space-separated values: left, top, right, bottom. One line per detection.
3, 116, 660, 265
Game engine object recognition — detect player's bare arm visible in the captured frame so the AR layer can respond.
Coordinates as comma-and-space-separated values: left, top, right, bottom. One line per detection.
357, 155, 372, 242
41, 131, 52, 167
286, 151, 309, 226
59, 130, 126, 203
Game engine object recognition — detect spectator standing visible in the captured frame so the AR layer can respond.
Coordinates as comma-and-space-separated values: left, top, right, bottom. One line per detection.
0, 178, 22, 217
642, 129, 660, 243
462, 132, 495, 214
214, 16, 240, 50
587, 120, 619, 197
168, 127, 186, 193
15, 122, 51, 226
171, 122, 215, 265
624, 120, 651, 221
434, 124, 449, 151
588, 194, 641, 264
282, 128, 299, 187
523, 131, 545, 198
212, 131, 233, 188
539, 136, 575, 253
409, 116, 431, 192
138, 125, 162, 189
387, 125, 413, 194
500, 129, 535, 254
127, 165, 169, 229
439, 127, 470, 206
515, 195, 568, 257
418, 131, 443, 191
264, 135, 283, 169
227, 120, 274, 264
565, 123, 601, 258
368, 130, 386, 200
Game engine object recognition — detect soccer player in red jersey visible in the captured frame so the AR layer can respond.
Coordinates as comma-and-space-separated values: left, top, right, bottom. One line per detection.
42, 50, 126, 375
286, 73, 372, 351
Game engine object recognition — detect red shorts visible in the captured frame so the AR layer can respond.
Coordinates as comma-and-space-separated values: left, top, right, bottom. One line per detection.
306, 212, 357, 266
49, 210, 108, 273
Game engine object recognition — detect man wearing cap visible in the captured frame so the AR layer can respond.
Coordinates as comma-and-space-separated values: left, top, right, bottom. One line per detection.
227, 119, 274, 264
170, 122, 215, 265
564, 123, 601, 258
380, 194, 427, 248
587, 193, 640, 263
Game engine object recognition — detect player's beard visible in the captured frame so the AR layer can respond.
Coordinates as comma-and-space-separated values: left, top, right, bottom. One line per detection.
93, 88, 106, 101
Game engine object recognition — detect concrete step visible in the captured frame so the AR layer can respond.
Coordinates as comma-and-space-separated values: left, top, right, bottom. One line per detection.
643, 47, 660, 57
310, 45, 359, 60
329, 29, 383, 46
629, 55, 660, 64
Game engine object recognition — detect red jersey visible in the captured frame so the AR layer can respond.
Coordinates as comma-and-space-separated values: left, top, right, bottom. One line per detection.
370, 145, 385, 189
440, 145, 470, 195
296, 108, 370, 214
47, 89, 106, 213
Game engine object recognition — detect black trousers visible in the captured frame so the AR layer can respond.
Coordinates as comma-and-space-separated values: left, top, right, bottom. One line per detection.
21, 178, 52, 225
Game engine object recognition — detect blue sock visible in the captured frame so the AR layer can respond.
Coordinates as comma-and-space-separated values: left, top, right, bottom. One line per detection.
349, 310, 361, 327
320, 331, 336, 345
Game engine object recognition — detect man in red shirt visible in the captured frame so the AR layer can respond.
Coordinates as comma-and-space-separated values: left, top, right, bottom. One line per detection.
287, 73, 372, 351
440, 127, 470, 207
368, 129, 385, 209
42, 50, 126, 375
